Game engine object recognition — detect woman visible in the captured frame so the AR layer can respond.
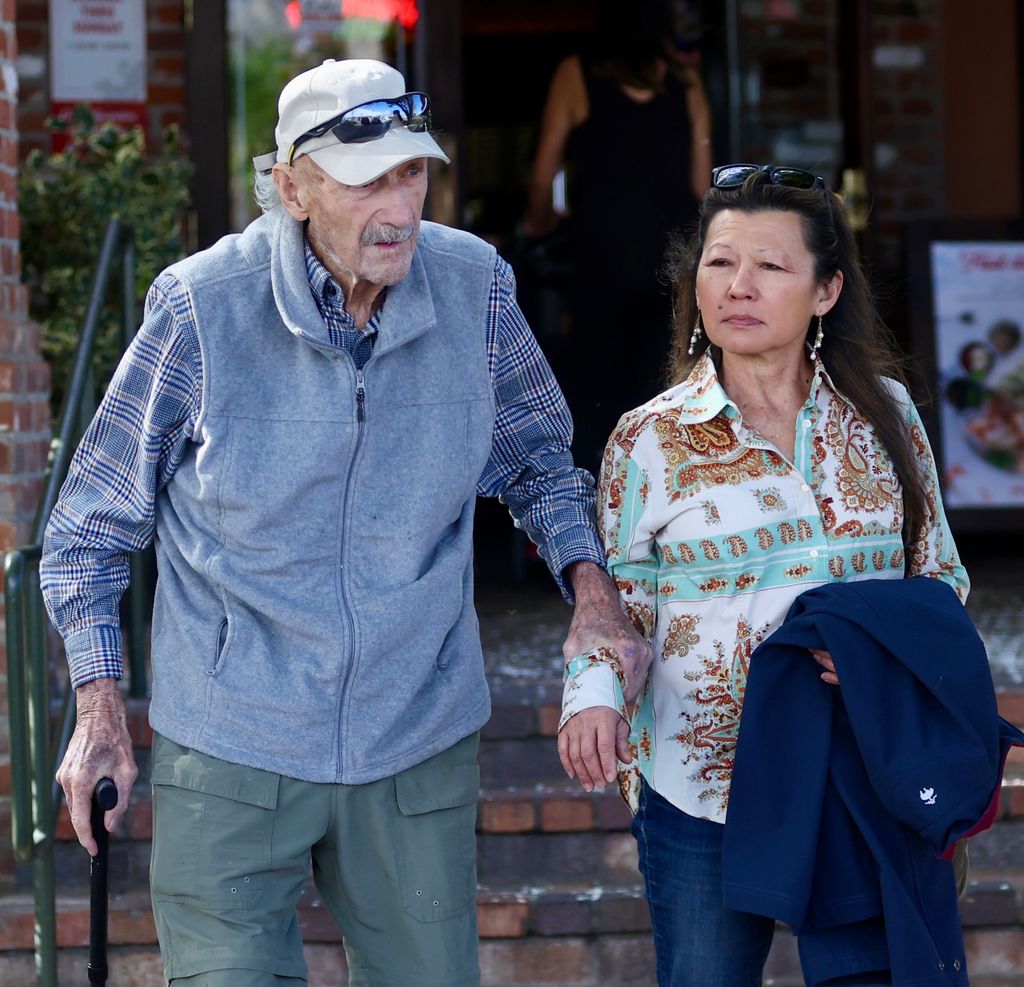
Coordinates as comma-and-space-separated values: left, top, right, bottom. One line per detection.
557, 165, 968, 985
521, 0, 712, 476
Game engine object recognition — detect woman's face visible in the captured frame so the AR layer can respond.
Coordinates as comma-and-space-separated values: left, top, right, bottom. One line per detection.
695, 208, 841, 365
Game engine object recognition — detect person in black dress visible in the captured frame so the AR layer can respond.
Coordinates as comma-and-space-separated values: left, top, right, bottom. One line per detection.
522, 0, 712, 476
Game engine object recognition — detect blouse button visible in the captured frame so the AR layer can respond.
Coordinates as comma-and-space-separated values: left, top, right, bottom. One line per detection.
801, 483, 811, 492
953, 959, 961, 971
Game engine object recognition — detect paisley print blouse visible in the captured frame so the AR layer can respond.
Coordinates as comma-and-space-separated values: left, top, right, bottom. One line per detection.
561, 353, 968, 823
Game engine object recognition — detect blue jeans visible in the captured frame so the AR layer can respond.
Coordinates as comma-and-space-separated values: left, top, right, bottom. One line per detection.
632, 779, 893, 987
632, 779, 775, 987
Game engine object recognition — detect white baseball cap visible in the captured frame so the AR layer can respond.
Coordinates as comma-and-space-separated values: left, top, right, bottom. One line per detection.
269, 58, 449, 186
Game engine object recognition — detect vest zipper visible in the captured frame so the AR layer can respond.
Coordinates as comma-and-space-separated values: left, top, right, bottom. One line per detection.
337, 366, 366, 778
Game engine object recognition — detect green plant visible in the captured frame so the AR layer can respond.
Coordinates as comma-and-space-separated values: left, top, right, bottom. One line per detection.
19, 106, 194, 410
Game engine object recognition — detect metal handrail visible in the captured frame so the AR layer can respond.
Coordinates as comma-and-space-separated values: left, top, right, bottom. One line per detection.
4, 219, 149, 987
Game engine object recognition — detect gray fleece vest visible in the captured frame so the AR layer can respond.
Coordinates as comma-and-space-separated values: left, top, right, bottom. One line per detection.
147, 209, 497, 783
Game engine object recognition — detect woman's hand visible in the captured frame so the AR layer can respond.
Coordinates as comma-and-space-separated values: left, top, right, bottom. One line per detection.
811, 649, 839, 686
557, 707, 632, 792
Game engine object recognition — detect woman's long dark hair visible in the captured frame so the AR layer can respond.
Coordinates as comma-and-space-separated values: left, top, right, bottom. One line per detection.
665, 171, 929, 548
589, 0, 675, 92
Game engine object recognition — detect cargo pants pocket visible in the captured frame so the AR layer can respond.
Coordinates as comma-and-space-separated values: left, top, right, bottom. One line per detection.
393, 733, 480, 923
150, 734, 280, 909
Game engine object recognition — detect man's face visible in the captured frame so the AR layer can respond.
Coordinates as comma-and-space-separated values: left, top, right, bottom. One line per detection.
279, 156, 428, 292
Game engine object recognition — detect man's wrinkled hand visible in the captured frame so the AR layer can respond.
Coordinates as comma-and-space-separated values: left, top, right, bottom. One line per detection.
55, 678, 138, 856
558, 707, 631, 792
564, 562, 652, 703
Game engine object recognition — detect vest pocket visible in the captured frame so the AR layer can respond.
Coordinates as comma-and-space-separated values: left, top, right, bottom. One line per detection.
209, 618, 229, 678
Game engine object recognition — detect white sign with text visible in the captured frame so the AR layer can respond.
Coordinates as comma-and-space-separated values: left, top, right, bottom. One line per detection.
50, 0, 147, 103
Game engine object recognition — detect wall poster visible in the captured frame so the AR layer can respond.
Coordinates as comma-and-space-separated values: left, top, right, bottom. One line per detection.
908, 221, 1024, 530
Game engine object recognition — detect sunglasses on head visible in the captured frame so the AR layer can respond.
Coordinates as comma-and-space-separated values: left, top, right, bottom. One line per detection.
712, 163, 826, 192
287, 92, 431, 165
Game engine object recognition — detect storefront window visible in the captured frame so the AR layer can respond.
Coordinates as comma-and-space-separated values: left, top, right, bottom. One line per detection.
720, 0, 844, 181
227, 0, 418, 230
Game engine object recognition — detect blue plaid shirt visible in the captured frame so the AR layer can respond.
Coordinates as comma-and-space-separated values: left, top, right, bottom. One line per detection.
304, 241, 381, 368
42, 237, 603, 686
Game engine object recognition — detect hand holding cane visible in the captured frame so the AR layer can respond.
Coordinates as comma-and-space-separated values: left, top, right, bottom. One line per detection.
89, 777, 118, 985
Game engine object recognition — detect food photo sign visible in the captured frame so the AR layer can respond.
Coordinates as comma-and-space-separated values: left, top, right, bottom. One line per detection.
909, 221, 1024, 530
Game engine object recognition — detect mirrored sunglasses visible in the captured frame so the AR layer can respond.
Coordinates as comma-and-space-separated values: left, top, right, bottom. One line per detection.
712, 163, 826, 192
287, 92, 431, 165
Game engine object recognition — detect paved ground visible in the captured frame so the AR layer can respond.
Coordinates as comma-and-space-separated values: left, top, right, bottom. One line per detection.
963, 555, 1024, 689
477, 548, 1024, 688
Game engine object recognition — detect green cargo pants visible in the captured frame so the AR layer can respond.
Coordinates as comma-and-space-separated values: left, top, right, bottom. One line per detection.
149, 731, 481, 986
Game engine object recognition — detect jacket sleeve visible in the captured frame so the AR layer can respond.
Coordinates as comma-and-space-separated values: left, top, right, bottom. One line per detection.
898, 390, 969, 602
560, 416, 660, 728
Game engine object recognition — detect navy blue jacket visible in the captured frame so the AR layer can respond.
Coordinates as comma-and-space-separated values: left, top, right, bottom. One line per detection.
722, 577, 1023, 987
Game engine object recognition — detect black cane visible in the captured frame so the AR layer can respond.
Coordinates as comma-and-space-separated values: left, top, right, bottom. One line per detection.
89, 777, 118, 985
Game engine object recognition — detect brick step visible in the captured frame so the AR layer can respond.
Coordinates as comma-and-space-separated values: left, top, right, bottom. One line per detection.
3, 880, 1024, 987
36, 690, 1024, 892
11, 869, 1020, 948
3, 944, 1022, 987
48, 779, 629, 844
118, 686, 1024, 790
0, 937, 663, 987
58, 778, 637, 836
108, 685, 1024, 764
0, 883, 652, 951
44, 770, 1024, 881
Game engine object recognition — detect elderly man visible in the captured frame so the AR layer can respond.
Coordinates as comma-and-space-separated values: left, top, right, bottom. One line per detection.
41, 59, 648, 986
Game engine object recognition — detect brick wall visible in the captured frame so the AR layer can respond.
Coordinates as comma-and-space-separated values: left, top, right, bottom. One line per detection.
11, 0, 961, 277
867, 0, 946, 271
0, 0, 52, 890
17, 0, 186, 156
731, 0, 844, 173
706, 0, 950, 278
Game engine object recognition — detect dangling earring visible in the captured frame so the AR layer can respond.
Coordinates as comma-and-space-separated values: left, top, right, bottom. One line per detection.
811, 314, 824, 360
688, 312, 703, 355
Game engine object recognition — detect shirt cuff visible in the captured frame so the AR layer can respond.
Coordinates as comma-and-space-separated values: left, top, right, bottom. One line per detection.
549, 536, 606, 604
560, 648, 628, 731
64, 624, 125, 689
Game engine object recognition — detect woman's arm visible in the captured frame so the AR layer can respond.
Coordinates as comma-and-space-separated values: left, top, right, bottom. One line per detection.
681, 64, 712, 200
522, 55, 588, 238
901, 394, 970, 600
558, 417, 660, 790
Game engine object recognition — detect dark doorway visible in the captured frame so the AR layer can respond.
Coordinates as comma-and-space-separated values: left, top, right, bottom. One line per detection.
185, 0, 230, 249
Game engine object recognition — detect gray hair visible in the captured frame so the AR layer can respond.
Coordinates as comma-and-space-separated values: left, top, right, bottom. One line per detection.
253, 169, 282, 214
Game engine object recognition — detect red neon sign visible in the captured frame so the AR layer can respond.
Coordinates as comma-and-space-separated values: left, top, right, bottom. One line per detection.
342, 0, 419, 30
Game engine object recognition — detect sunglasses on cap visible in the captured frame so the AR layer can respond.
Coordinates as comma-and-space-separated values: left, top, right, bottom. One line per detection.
712, 163, 826, 191
287, 92, 431, 165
